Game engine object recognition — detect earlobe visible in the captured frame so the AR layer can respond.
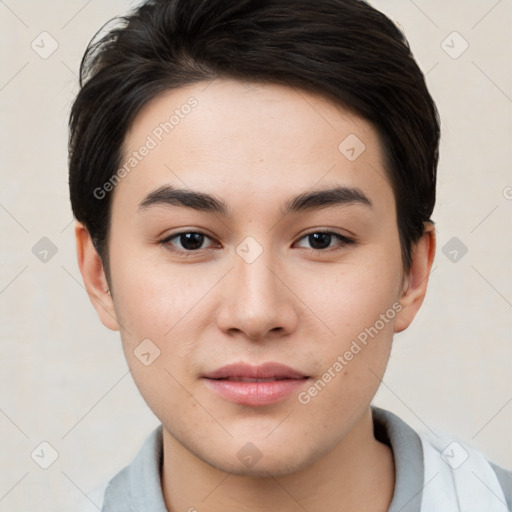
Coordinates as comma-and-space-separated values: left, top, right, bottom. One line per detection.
74, 222, 120, 331
394, 223, 436, 333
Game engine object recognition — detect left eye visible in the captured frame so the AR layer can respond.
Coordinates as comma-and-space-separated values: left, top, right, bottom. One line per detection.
295, 232, 353, 251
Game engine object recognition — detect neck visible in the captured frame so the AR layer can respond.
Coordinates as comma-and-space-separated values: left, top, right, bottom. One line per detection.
161, 407, 395, 512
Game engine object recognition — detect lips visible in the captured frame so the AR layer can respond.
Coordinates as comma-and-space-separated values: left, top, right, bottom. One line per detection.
202, 362, 310, 406
203, 361, 308, 380
218, 376, 289, 382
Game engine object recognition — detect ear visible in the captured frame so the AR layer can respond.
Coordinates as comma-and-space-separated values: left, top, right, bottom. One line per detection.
394, 222, 436, 333
74, 222, 120, 331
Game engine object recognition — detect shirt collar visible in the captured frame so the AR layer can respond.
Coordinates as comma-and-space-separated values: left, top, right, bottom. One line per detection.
103, 406, 424, 512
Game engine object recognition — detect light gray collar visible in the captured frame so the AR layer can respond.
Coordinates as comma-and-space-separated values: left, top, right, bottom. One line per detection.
101, 406, 425, 511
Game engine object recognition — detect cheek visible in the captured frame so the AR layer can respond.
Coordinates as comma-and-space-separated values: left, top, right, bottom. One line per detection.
111, 254, 221, 342
295, 243, 402, 401
302, 250, 403, 339
295, 262, 400, 426
109, 260, 213, 419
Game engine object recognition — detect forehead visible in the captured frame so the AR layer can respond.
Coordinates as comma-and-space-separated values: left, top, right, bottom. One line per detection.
113, 78, 394, 216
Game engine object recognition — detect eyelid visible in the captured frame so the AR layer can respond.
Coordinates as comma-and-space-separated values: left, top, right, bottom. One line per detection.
161, 230, 218, 253
294, 230, 355, 251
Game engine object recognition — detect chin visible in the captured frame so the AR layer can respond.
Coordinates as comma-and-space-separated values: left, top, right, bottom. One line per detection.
198, 438, 323, 478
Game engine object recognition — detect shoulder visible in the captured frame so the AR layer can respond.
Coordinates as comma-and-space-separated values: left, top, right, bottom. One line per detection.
418, 429, 512, 511
371, 406, 511, 511
79, 424, 166, 511
490, 461, 512, 508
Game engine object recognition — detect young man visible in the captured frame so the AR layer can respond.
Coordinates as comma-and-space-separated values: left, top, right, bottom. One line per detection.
69, 0, 512, 510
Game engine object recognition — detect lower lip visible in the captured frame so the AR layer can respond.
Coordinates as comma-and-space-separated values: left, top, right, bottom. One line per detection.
203, 378, 309, 406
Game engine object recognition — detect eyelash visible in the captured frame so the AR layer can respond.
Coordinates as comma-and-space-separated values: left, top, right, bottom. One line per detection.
159, 230, 355, 257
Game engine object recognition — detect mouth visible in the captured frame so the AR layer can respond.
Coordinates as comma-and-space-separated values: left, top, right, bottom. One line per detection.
203, 361, 308, 380
212, 376, 297, 382
202, 362, 310, 406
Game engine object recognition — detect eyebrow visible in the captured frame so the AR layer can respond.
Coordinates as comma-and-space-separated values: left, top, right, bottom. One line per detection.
137, 184, 372, 216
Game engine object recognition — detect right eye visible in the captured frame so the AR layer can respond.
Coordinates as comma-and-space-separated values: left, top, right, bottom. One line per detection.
160, 231, 218, 255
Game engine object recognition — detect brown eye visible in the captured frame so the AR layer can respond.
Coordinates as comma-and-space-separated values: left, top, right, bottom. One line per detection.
295, 231, 354, 251
162, 231, 215, 253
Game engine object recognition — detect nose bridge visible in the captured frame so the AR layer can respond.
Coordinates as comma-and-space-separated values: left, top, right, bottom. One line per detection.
216, 237, 296, 339
236, 246, 278, 302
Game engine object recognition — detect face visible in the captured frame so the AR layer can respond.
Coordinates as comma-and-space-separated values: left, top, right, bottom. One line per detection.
96, 79, 412, 475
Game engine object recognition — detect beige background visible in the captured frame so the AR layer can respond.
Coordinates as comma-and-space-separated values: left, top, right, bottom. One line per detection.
1, 0, 511, 510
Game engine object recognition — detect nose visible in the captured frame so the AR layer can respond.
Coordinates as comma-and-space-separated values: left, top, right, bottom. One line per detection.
215, 246, 299, 341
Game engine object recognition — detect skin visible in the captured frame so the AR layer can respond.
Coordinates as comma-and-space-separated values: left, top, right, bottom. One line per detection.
76, 78, 435, 512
